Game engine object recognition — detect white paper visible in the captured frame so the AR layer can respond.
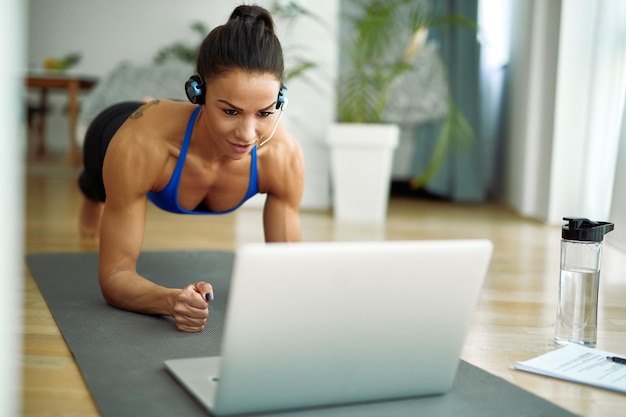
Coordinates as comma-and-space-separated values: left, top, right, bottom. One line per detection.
514, 344, 626, 394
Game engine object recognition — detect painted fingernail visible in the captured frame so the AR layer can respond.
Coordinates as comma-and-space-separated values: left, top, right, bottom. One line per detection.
206, 292, 214, 302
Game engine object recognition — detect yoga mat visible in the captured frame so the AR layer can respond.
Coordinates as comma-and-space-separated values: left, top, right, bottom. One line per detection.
26, 251, 580, 417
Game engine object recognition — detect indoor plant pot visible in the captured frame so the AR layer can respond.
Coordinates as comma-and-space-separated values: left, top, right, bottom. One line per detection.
327, 0, 476, 223
327, 123, 399, 223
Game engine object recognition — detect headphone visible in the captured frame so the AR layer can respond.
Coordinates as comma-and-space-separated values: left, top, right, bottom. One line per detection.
185, 74, 206, 105
184, 74, 288, 110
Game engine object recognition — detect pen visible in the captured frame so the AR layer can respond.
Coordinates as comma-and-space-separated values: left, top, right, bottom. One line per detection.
606, 356, 626, 365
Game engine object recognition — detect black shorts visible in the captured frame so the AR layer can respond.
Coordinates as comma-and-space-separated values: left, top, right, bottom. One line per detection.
78, 101, 143, 202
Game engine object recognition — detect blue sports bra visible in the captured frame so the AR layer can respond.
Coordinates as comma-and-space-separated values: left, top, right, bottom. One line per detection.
147, 106, 259, 215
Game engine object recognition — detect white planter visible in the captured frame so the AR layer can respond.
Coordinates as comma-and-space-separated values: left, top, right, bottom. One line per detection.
326, 123, 400, 223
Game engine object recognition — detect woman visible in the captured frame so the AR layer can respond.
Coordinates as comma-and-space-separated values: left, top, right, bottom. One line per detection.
77, 5, 304, 332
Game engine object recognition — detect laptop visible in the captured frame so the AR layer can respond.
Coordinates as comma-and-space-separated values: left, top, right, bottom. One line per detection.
165, 239, 493, 415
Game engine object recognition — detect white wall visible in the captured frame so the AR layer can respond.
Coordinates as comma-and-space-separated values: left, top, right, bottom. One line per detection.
27, 0, 338, 209
1, 0, 24, 416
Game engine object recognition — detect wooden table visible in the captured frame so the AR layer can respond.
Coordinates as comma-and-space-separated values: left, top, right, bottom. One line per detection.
26, 72, 98, 165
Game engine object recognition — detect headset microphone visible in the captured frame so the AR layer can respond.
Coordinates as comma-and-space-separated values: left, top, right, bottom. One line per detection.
259, 93, 288, 147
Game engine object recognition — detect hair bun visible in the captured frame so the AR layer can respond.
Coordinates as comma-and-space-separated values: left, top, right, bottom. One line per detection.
229, 5, 275, 33
196, 4, 284, 82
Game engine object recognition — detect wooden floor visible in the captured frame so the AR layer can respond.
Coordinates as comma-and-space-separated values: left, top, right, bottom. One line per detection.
22, 156, 626, 417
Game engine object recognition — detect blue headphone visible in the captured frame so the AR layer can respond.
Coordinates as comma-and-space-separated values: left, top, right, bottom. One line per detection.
185, 74, 288, 110
185, 74, 206, 105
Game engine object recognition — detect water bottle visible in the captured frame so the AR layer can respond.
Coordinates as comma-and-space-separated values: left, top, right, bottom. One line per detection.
554, 217, 614, 347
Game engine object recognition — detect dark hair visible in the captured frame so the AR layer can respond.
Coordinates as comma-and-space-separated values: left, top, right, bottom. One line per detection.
196, 5, 284, 82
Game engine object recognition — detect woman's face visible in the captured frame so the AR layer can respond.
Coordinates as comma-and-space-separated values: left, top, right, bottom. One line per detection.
203, 69, 282, 158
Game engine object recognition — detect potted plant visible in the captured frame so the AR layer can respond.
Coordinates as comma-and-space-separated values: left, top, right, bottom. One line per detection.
327, 0, 476, 223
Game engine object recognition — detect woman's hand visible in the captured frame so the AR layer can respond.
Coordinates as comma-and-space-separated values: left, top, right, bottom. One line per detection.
172, 282, 214, 332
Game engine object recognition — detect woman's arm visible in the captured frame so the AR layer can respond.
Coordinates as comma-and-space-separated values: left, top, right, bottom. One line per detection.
98, 194, 213, 331
96, 113, 212, 331
261, 129, 305, 242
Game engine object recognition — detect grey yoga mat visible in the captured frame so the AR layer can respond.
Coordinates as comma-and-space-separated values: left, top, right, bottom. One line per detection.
25, 251, 579, 417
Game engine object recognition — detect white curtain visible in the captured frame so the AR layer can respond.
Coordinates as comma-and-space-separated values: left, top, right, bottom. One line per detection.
608, 92, 626, 252
547, 0, 626, 224
506, 0, 626, 235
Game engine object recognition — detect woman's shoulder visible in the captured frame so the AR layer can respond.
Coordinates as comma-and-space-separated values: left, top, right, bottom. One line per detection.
104, 100, 198, 192
114, 100, 197, 141
129, 99, 197, 121
108, 100, 197, 161
258, 125, 302, 163
257, 125, 304, 187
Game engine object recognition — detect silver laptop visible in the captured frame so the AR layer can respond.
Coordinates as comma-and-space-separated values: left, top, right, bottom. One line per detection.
165, 239, 493, 415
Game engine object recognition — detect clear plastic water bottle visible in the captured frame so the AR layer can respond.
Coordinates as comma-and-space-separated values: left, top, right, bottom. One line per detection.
554, 217, 614, 347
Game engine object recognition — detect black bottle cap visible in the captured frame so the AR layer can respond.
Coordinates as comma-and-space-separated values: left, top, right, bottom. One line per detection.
562, 217, 615, 242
